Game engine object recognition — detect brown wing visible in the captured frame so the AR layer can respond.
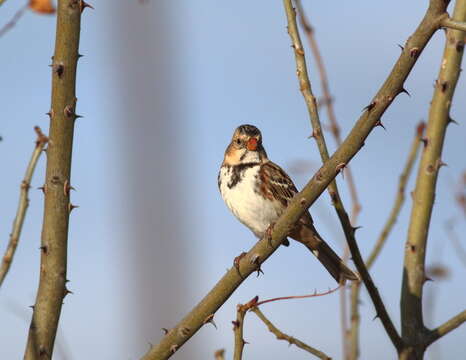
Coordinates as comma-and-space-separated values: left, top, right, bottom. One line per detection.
259, 161, 313, 225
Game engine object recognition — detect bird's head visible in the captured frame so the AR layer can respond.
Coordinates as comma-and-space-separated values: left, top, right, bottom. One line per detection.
223, 124, 268, 165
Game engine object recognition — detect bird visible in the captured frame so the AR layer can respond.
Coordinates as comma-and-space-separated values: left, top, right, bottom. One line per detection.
218, 124, 359, 283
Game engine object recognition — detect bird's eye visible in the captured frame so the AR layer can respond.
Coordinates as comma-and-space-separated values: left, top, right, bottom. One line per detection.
236, 139, 241, 145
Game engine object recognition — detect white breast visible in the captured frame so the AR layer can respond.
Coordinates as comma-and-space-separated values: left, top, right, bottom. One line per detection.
219, 165, 282, 238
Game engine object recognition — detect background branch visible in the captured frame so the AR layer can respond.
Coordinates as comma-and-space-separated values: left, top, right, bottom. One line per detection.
0, 126, 48, 288
251, 307, 331, 360
232, 304, 247, 360
24, 0, 82, 358
400, 1, 466, 357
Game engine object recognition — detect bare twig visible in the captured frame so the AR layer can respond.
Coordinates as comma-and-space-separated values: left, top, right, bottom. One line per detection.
0, 4, 27, 37
400, 1, 466, 357
24, 0, 83, 358
251, 307, 331, 360
254, 285, 341, 307
442, 17, 466, 31
0, 127, 48, 288
141, 2, 449, 358
233, 303, 248, 360
426, 310, 466, 345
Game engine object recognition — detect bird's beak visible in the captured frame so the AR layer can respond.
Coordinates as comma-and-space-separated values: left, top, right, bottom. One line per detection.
247, 138, 258, 151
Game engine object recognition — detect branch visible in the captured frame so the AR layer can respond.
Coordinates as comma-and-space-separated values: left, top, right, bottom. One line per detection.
283, 0, 403, 352
442, 17, 466, 31
141, 2, 449, 358
214, 349, 225, 360
0, 127, 48, 288
233, 303, 248, 360
426, 310, 466, 345
251, 307, 331, 360
24, 0, 84, 358
400, 0, 466, 348
347, 122, 424, 359
294, 0, 361, 223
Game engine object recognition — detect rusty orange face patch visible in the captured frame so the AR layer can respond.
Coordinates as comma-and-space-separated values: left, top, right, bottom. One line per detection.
247, 138, 258, 151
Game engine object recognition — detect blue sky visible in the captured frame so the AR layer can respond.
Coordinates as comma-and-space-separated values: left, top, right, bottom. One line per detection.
1, 1, 465, 359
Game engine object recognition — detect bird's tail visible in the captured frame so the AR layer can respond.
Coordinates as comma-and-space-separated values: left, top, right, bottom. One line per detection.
290, 224, 359, 284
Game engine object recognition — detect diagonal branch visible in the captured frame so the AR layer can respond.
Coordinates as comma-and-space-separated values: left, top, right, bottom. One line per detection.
400, 0, 466, 350
251, 307, 331, 360
24, 0, 83, 358
426, 310, 466, 346
283, 0, 403, 352
141, 2, 449, 358
0, 127, 48, 288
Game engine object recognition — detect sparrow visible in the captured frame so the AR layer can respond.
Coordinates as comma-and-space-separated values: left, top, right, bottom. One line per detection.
218, 124, 359, 283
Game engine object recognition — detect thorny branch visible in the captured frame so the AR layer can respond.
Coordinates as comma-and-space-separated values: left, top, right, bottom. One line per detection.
24, 0, 84, 358
400, 0, 466, 358
0, 127, 48, 288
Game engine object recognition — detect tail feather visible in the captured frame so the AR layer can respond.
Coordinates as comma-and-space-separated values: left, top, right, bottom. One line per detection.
290, 224, 359, 283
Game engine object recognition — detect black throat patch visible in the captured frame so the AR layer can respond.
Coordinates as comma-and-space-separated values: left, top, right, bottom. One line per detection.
222, 163, 259, 189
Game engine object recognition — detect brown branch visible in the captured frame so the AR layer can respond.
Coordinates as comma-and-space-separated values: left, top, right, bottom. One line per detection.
251, 307, 331, 360
0, 127, 48, 288
233, 303, 248, 360
400, 0, 466, 356
141, 1, 449, 358
254, 285, 340, 307
24, 0, 83, 358
283, 0, 403, 353
347, 122, 424, 359
426, 310, 466, 345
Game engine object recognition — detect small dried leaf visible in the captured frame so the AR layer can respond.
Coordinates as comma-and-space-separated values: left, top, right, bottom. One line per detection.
29, 0, 56, 14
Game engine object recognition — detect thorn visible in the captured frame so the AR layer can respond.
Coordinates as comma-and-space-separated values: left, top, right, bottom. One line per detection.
63, 287, 73, 297
372, 314, 380, 321
374, 120, 386, 130
399, 87, 411, 97
439, 81, 448, 92
77, 53, 84, 59
232, 320, 240, 329
64, 104, 75, 118
435, 159, 448, 170
234, 252, 247, 278
421, 137, 428, 147
424, 276, 433, 283
52, 63, 64, 78
39, 245, 48, 254
65, 278, 70, 283
447, 117, 458, 126
46, 110, 53, 119
80, 0, 94, 12
335, 163, 346, 177
178, 326, 190, 337
63, 180, 75, 196
169, 344, 178, 354
363, 101, 376, 112
203, 314, 217, 329
397, 44, 404, 51
299, 197, 307, 207
250, 254, 264, 277
68, 203, 79, 213
29, 305, 35, 310
21, 180, 31, 191
161, 328, 169, 335
409, 47, 420, 58
307, 129, 317, 139
74, 114, 83, 119
351, 226, 363, 234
